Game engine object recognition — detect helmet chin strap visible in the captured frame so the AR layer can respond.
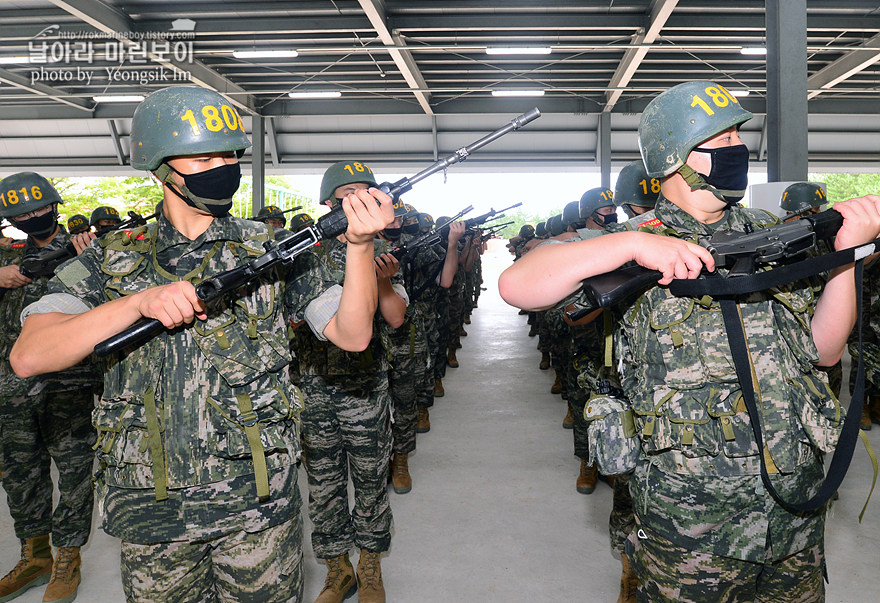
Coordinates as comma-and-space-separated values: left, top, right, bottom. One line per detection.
676, 164, 741, 205
153, 163, 214, 214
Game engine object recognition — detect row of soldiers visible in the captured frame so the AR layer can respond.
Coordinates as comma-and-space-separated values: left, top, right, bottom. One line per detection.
507, 113, 880, 603
0, 84, 489, 603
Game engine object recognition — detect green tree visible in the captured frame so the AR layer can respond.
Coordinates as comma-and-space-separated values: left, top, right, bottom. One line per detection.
808, 173, 880, 204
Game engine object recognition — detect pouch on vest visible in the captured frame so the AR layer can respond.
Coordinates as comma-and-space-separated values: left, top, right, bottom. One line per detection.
584, 395, 639, 475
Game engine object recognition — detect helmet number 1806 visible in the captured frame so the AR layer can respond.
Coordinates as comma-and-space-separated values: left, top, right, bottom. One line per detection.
690, 85, 739, 117
179, 104, 244, 137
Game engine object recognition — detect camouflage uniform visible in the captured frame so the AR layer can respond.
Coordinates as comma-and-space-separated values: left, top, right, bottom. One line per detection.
599, 198, 836, 602
848, 257, 880, 395
293, 237, 398, 558
29, 216, 334, 601
0, 228, 97, 549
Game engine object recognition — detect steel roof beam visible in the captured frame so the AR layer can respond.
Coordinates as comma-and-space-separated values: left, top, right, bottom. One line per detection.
107, 119, 126, 165
358, 0, 433, 115
0, 67, 94, 112
807, 32, 880, 99
48, 0, 257, 114
604, 0, 678, 112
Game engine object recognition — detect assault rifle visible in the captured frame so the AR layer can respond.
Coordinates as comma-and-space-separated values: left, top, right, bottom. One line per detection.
389, 206, 473, 262
19, 210, 157, 279
463, 203, 522, 230
479, 220, 515, 241
250, 206, 302, 222
94, 108, 541, 357
567, 208, 846, 320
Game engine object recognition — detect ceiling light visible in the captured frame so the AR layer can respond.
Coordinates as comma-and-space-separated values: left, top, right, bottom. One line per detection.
730, 89, 750, 97
288, 91, 342, 99
0, 56, 31, 64
491, 89, 545, 97
233, 50, 298, 59
740, 47, 766, 55
486, 47, 551, 55
93, 95, 145, 103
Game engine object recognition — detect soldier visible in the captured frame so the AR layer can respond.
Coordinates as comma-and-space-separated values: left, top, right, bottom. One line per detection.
10, 86, 394, 603
614, 160, 661, 219
256, 205, 287, 229
293, 160, 407, 603
500, 79, 880, 602
88, 206, 121, 231
66, 214, 90, 236
0, 173, 99, 603
428, 216, 464, 409
289, 212, 315, 233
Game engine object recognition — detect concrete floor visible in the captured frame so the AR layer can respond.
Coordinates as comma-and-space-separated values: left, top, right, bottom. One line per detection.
2, 241, 879, 602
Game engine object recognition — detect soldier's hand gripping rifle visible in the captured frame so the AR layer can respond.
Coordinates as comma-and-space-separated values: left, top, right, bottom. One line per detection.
94, 109, 541, 357
567, 208, 850, 320
389, 206, 473, 262
19, 210, 158, 280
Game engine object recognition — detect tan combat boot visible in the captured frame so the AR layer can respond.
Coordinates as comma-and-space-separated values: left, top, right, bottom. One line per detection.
314, 553, 356, 603
617, 552, 637, 603
539, 350, 551, 370
433, 378, 445, 398
390, 453, 412, 494
551, 370, 563, 394
528, 322, 538, 337
861, 402, 873, 431
416, 408, 431, 433
356, 550, 385, 603
459, 326, 467, 337
562, 402, 574, 429
42, 546, 80, 603
0, 535, 53, 602
464, 314, 471, 325
447, 348, 459, 368
576, 459, 598, 494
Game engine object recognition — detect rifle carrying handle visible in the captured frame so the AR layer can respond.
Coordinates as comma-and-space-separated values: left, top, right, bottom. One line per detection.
94, 317, 164, 358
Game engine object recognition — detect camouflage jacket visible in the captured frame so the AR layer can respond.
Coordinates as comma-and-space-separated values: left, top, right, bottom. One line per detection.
0, 227, 99, 398
293, 237, 400, 376
582, 197, 839, 562
45, 215, 335, 542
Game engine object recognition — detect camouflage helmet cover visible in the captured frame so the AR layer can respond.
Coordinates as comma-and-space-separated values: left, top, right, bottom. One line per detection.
639, 80, 753, 178
614, 160, 661, 211
781, 182, 827, 214
319, 160, 379, 205
0, 172, 63, 218
578, 187, 615, 219
129, 86, 251, 171
90, 205, 122, 227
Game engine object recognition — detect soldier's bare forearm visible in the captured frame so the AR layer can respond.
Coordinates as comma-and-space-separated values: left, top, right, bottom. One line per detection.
324, 241, 379, 351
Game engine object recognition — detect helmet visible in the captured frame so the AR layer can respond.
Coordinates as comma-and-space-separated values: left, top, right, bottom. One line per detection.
319, 160, 379, 205
534, 221, 547, 237
289, 212, 314, 232
403, 203, 419, 221
90, 205, 122, 227
67, 214, 89, 233
0, 172, 63, 218
257, 205, 286, 227
614, 160, 660, 217
418, 213, 434, 230
548, 214, 566, 237
579, 187, 615, 218
781, 182, 827, 214
562, 201, 582, 227
129, 86, 251, 171
518, 224, 535, 240
639, 80, 753, 178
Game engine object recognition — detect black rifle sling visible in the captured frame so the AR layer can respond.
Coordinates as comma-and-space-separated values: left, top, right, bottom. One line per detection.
717, 259, 867, 513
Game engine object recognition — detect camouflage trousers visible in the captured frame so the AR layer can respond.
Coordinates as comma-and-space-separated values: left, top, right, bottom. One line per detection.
609, 471, 634, 556
298, 373, 393, 558
120, 512, 304, 603
389, 324, 429, 455
626, 525, 825, 603
0, 387, 95, 547
433, 300, 450, 380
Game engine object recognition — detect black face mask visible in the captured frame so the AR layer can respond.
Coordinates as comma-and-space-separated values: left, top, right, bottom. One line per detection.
383, 227, 402, 240
593, 212, 618, 227
163, 162, 241, 217
691, 144, 750, 203
403, 223, 420, 235
13, 209, 56, 239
